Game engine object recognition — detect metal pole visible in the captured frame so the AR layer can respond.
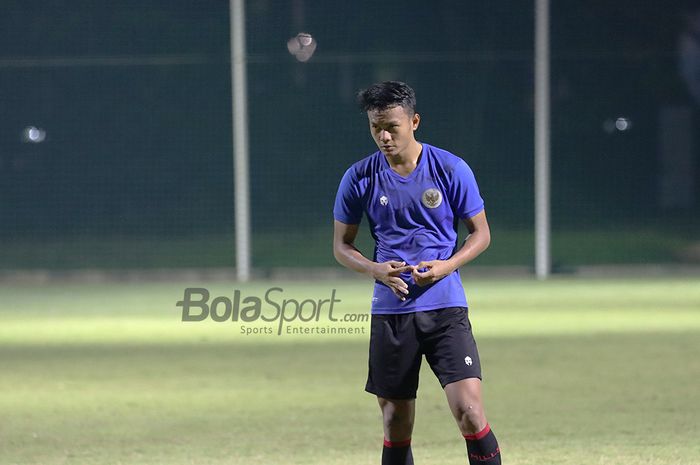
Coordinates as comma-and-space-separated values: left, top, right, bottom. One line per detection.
230, 0, 251, 281
534, 0, 551, 279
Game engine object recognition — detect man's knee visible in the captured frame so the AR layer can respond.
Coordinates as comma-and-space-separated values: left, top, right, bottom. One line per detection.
444, 379, 487, 434
453, 400, 485, 432
378, 398, 415, 438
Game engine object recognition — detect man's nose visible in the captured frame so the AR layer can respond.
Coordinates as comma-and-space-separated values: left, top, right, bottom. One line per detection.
378, 130, 391, 142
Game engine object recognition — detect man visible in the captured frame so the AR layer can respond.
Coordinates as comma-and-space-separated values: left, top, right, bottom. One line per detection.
333, 81, 501, 465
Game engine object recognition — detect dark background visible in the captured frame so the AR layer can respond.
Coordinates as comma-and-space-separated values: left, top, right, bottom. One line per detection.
1, 0, 698, 270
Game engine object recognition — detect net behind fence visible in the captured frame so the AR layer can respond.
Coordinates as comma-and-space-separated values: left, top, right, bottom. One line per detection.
1, 0, 698, 272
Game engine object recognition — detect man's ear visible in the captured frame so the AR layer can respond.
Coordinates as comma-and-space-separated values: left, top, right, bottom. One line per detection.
412, 112, 421, 131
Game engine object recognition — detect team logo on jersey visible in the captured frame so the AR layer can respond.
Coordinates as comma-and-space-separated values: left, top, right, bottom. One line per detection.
464, 356, 473, 366
380, 195, 389, 206
421, 188, 442, 208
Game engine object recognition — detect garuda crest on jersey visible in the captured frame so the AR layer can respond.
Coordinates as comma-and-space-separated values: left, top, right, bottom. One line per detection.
421, 188, 443, 209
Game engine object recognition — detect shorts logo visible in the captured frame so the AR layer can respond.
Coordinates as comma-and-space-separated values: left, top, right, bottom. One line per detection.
380, 195, 389, 206
421, 188, 442, 208
464, 356, 473, 366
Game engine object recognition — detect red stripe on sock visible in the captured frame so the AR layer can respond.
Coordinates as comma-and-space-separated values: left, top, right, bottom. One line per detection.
383, 438, 412, 448
463, 423, 491, 441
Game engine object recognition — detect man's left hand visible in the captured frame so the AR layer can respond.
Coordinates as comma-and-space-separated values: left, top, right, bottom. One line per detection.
411, 260, 455, 286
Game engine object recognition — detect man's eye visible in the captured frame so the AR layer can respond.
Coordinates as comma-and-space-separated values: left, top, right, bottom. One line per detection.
372, 125, 397, 132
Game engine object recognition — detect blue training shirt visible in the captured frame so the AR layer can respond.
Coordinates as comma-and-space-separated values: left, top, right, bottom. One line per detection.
333, 143, 484, 314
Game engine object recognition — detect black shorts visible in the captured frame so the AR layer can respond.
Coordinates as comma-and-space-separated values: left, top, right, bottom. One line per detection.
365, 307, 482, 399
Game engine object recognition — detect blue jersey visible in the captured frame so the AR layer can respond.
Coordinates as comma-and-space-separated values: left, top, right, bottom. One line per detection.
333, 143, 485, 314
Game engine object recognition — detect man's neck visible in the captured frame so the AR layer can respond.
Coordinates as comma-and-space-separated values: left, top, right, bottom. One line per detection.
386, 141, 423, 177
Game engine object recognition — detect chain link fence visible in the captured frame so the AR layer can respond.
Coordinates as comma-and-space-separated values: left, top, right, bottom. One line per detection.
1, 0, 698, 272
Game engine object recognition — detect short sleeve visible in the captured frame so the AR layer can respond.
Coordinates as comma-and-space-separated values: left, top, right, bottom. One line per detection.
448, 160, 485, 219
333, 167, 363, 224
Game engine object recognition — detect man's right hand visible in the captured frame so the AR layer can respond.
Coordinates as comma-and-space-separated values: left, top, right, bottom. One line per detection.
371, 261, 415, 301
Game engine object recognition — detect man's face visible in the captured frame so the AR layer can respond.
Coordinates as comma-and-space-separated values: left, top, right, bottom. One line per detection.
367, 105, 420, 157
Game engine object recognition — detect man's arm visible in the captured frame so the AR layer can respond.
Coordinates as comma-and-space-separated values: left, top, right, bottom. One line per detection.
333, 220, 414, 301
411, 210, 491, 286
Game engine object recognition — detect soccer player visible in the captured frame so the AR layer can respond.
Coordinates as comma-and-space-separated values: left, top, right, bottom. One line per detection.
333, 81, 501, 465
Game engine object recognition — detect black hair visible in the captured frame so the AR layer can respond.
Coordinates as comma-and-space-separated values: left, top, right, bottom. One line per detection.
356, 81, 417, 115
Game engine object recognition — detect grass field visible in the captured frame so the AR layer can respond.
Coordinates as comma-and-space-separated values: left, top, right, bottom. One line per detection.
1, 277, 699, 464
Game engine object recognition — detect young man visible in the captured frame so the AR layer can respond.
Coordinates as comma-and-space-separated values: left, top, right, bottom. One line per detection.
333, 81, 501, 465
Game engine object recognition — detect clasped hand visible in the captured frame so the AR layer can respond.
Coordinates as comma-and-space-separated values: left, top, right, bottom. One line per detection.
371, 260, 455, 301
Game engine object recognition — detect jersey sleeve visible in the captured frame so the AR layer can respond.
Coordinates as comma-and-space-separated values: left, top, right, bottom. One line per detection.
448, 160, 485, 219
333, 167, 363, 224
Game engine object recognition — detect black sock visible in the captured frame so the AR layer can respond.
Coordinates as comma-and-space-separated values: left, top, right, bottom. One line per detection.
382, 438, 414, 465
463, 424, 501, 464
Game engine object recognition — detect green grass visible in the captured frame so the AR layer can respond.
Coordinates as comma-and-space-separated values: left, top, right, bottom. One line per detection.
1, 278, 699, 464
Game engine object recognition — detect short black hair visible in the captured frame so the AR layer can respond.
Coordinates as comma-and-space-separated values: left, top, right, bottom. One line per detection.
357, 81, 417, 115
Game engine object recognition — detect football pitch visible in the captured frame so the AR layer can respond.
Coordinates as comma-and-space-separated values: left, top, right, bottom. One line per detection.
1, 277, 699, 465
